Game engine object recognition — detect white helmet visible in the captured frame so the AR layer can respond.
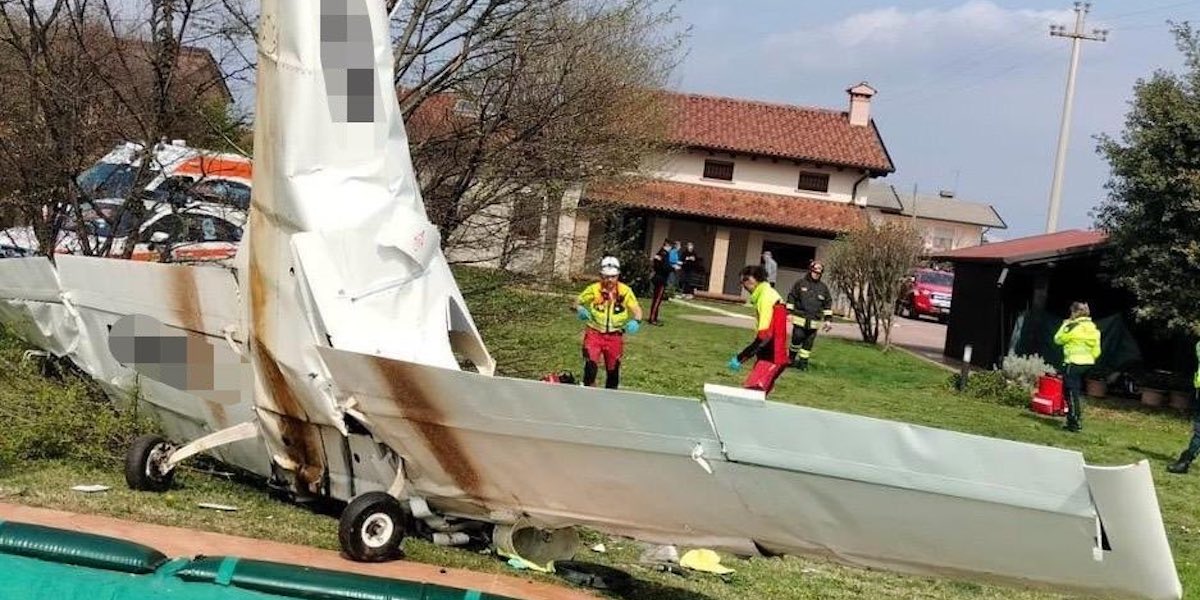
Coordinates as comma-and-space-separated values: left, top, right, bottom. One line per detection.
599, 256, 621, 276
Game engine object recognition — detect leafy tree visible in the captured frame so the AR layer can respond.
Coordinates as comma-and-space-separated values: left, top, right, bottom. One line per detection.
1095, 22, 1200, 332
826, 222, 923, 348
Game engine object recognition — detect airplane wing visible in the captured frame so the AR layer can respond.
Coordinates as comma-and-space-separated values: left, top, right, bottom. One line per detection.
317, 346, 1181, 600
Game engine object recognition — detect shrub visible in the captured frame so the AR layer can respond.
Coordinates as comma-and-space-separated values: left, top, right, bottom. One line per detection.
1001, 353, 1056, 391
951, 370, 1030, 408
0, 338, 156, 472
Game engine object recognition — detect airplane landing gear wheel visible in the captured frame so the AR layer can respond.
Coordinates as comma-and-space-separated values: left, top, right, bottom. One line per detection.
339, 492, 407, 562
125, 434, 177, 492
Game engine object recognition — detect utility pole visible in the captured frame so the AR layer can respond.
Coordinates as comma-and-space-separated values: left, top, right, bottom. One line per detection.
1045, 2, 1107, 233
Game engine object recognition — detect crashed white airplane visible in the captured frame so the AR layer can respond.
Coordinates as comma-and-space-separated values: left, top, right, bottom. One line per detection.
0, 1, 1182, 598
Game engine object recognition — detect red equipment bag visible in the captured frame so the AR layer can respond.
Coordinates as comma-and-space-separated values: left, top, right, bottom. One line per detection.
1030, 374, 1065, 416
744, 360, 786, 395
541, 371, 577, 385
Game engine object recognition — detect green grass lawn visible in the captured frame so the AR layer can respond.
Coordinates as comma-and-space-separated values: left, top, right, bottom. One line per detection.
0, 269, 1198, 599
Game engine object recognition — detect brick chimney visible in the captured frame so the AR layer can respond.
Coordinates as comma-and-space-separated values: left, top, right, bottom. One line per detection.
847, 82, 876, 127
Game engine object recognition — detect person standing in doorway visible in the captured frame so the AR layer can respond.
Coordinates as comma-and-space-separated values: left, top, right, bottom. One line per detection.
574, 256, 642, 389
787, 261, 833, 370
648, 240, 672, 325
1053, 301, 1101, 432
667, 240, 682, 292
761, 250, 778, 287
1166, 324, 1200, 473
727, 265, 789, 395
680, 241, 698, 298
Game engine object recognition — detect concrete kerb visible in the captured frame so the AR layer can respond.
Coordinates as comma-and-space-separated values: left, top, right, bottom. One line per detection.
671, 298, 752, 321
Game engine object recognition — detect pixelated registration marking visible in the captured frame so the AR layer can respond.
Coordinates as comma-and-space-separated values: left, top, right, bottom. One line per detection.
321, 0, 377, 123
108, 314, 248, 406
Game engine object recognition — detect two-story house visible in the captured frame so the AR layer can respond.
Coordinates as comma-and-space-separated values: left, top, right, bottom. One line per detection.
866, 183, 1007, 253
566, 83, 895, 296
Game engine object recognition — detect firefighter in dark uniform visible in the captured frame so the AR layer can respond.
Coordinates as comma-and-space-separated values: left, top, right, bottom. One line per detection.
786, 260, 833, 370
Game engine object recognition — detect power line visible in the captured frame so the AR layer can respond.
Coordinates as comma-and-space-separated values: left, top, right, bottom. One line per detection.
885, 43, 1062, 106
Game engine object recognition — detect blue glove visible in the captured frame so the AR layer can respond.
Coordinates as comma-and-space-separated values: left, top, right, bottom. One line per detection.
728, 356, 742, 371
576, 306, 590, 321
625, 320, 641, 334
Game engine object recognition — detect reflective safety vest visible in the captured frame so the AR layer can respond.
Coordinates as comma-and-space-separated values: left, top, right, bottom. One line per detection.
1194, 341, 1199, 388
1054, 316, 1101, 366
578, 281, 639, 333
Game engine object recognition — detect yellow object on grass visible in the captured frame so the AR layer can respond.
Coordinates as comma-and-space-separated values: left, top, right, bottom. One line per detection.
679, 549, 735, 575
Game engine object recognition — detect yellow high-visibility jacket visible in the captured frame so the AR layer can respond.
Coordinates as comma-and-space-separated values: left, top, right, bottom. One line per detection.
1194, 341, 1199, 388
578, 281, 640, 333
1054, 316, 1101, 366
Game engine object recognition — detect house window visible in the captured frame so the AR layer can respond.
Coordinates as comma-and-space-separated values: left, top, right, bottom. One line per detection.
703, 159, 734, 181
930, 227, 955, 251
797, 171, 830, 193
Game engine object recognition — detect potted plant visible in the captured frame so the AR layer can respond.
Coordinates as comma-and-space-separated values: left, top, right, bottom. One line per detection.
1084, 368, 1109, 399
1138, 371, 1172, 408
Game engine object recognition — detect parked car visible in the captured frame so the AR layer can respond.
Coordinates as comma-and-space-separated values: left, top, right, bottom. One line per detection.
1, 140, 251, 264
2, 200, 244, 264
83, 141, 251, 210
896, 268, 954, 323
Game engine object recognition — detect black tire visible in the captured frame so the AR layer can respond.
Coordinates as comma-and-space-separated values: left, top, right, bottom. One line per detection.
338, 492, 407, 562
124, 434, 176, 492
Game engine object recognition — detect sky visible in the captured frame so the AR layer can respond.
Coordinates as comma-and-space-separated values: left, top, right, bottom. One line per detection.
667, 0, 1196, 238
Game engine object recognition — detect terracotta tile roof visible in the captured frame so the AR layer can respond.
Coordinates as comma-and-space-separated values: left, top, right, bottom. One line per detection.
664, 92, 895, 174
587, 180, 866, 235
931, 230, 1108, 264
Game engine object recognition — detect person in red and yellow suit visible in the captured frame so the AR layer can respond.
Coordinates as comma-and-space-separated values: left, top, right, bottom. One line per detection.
727, 265, 789, 395
573, 256, 643, 389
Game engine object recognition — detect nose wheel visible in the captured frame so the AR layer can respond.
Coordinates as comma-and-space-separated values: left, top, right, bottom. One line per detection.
338, 492, 408, 562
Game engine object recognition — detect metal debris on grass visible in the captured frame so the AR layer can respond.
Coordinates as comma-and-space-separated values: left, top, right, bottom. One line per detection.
197, 502, 238, 512
70, 484, 111, 493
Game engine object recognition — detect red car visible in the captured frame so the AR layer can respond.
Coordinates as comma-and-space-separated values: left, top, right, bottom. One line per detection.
897, 268, 954, 323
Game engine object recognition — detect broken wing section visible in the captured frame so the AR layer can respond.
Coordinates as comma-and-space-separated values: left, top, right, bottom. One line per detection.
0, 257, 78, 357
702, 385, 1180, 600
0, 257, 133, 398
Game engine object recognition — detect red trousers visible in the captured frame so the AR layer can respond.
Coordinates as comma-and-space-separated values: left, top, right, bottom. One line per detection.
582, 328, 624, 370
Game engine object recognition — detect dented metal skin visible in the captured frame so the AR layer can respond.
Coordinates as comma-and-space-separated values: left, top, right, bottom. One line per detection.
0, 0, 1183, 598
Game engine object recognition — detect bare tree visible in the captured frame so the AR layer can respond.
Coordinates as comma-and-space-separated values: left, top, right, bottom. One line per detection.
0, 0, 252, 260
826, 222, 924, 348
394, 0, 682, 269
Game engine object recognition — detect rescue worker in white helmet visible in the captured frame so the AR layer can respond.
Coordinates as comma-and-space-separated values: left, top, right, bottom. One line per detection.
573, 256, 642, 389
786, 260, 833, 370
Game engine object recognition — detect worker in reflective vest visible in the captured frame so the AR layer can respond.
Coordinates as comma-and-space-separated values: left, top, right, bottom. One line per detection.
574, 256, 642, 389
1053, 301, 1101, 433
1168, 330, 1200, 474
786, 261, 834, 370
728, 265, 789, 395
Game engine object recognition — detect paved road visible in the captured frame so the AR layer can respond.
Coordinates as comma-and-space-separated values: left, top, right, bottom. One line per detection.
675, 299, 953, 370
